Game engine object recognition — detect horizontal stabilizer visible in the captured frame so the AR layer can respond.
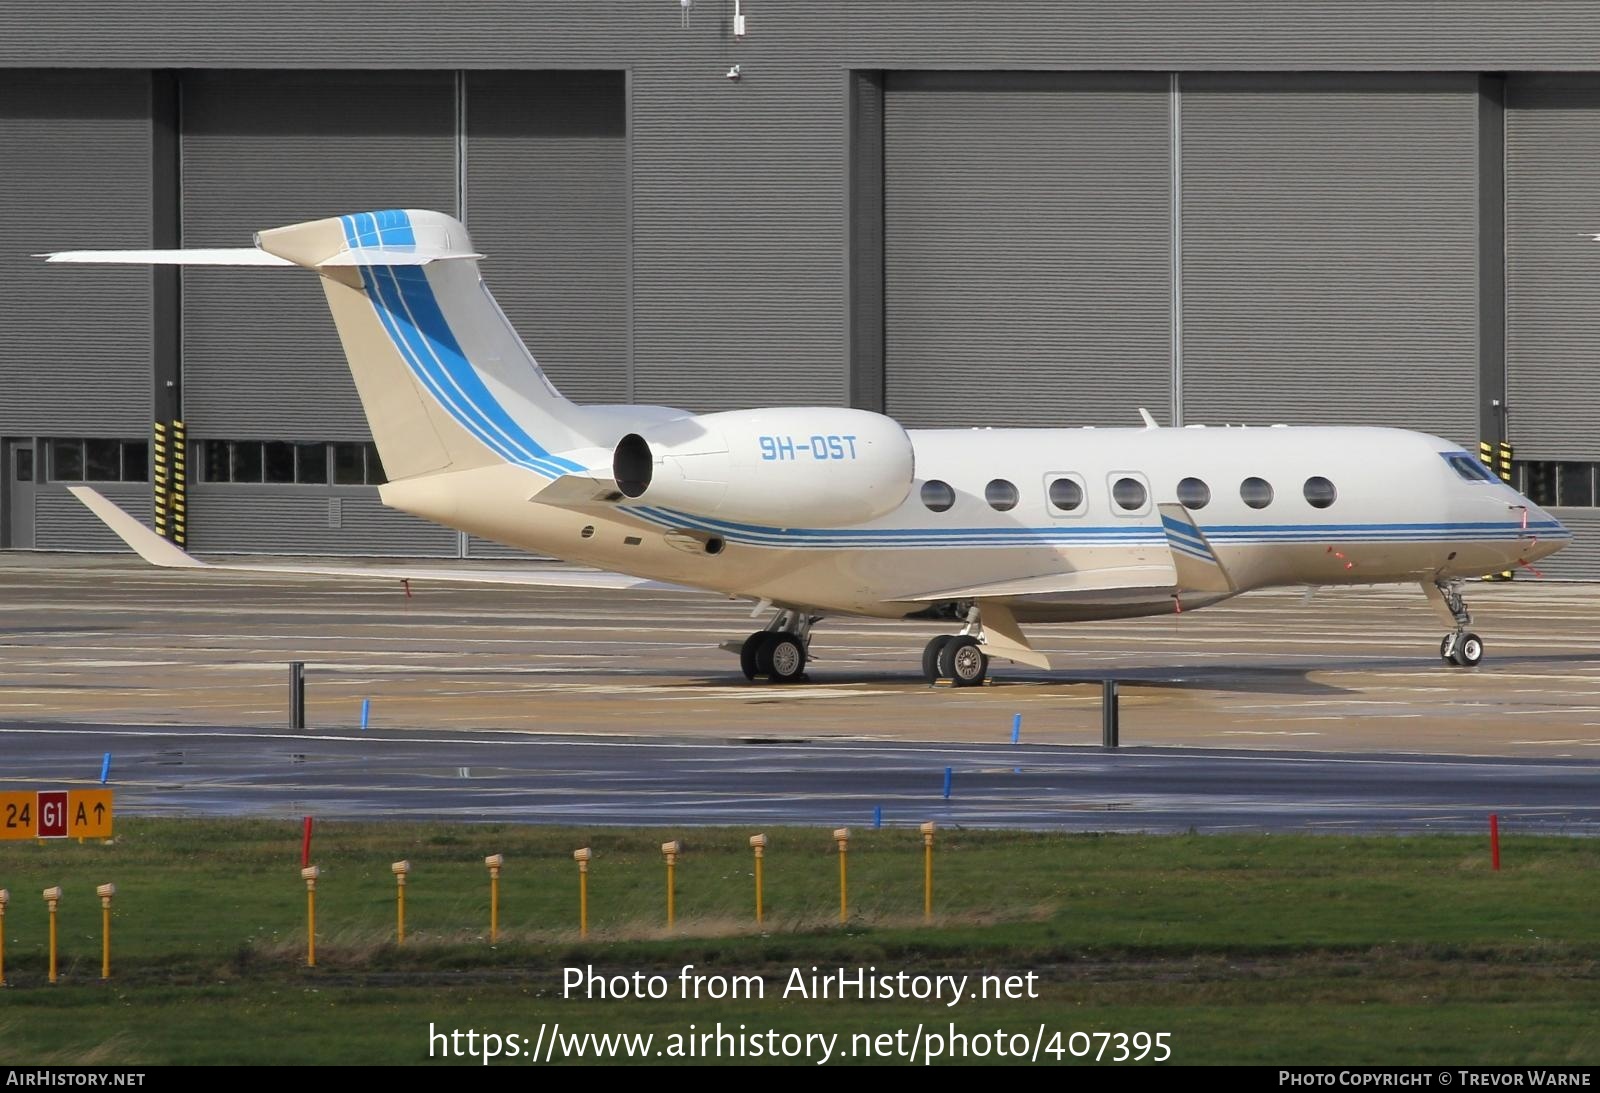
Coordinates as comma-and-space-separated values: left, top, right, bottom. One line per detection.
1158, 503, 1234, 593
68, 487, 692, 593
40, 245, 482, 268
40, 248, 294, 266
903, 563, 1178, 602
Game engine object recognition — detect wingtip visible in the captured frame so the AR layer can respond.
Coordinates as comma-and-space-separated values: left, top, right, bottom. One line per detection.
67, 485, 205, 569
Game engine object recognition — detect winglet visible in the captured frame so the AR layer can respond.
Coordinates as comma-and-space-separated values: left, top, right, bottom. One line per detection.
67, 487, 206, 569
1158, 502, 1233, 593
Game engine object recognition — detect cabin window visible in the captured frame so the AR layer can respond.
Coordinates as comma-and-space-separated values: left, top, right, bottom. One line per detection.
921, 479, 956, 512
1047, 477, 1085, 513
1240, 476, 1274, 509
1303, 476, 1337, 509
985, 478, 1019, 512
1176, 477, 1210, 510
1111, 476, 1147, 511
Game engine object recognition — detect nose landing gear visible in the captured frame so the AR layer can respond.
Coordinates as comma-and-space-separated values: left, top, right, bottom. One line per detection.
1431, 580, 1485, 668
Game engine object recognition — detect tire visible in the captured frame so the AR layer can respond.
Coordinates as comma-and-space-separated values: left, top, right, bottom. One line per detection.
1451, 632, 1484, 668
739, 632, 766, 681
921, 635, 954, 683
938, 635, 988, 687
758, 631, 807, 682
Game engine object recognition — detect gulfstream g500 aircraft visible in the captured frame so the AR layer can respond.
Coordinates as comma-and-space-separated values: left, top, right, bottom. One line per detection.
48, 209, 1569, 685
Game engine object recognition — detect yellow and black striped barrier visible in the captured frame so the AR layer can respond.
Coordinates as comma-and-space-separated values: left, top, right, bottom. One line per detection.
1480, 440, 1514, 581
152, 419, 188, 548
171, 419, 186, 548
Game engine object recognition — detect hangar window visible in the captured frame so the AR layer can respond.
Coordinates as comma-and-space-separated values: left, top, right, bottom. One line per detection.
1111, 476, 1147, 511
1240, 477, 1274, 509
1302, 476, 1337, 509
985, 479, 1019, 512
1176, 477, 1210, 510
198, 440, 386, 486
921, 479, 956, 513
1047, 477, 1085, 513
44, 438, 148, 483
1513, 460, 1597, 507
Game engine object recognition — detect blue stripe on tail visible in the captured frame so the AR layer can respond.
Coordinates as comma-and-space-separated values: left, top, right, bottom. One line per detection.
340, 210, 582, 478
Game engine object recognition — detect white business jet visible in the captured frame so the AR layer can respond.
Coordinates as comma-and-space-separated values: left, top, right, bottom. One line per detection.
46, 209, 1569, 685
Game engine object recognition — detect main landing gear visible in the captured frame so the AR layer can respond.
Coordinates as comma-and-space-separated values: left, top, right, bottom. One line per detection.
738, 609, 817, 684
1434, 580, 1485, 668
921, 606, 990, 687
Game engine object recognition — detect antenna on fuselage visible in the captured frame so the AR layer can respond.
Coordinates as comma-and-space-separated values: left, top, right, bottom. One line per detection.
1137, 407, 1159, 430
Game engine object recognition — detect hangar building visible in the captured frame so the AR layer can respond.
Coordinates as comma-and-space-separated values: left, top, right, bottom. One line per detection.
3, 4, 1599, 575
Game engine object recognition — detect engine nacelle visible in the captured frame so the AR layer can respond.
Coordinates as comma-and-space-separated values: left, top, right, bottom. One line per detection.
612, 408, 915, 527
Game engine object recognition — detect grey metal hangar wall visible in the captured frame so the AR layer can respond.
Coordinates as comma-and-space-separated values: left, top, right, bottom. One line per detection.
0, 2, 1598, 576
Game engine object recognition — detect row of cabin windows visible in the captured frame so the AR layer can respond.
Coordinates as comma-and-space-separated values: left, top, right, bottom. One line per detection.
921, 475, 1338, 514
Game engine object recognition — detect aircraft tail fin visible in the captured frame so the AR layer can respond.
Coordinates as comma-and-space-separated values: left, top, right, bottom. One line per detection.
45, 209, 602, 484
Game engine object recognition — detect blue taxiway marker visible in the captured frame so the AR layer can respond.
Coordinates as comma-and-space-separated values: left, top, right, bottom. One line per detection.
943, 766, 952, 800
100, 752, 111, 784
361, 698, 371, 731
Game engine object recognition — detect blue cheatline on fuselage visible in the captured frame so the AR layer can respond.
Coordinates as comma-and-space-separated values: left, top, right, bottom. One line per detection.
624, 503, 1567, 551
340, 210, 581, 480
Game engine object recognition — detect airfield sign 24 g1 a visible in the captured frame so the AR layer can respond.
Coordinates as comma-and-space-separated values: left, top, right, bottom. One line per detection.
0, 790, 114, 840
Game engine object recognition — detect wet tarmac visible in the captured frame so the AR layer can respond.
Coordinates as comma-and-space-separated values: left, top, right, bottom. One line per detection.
1, 555, 1597, 832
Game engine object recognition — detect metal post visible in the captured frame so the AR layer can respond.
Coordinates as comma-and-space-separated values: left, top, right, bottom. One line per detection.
485, 854, 503, 943
921, 822, 935, 922
573, 848, 591, 938
43, 887, 60, 984
289, 662, 305, 730
301, 866, 319, 967
661, 841, 680, 930
833, 828, 850, 925
391, 861, 410, 944
0, 889, 8, 986
749, 834, 767, 925
97, 883, 115, 979
1102, 679, 1120, 748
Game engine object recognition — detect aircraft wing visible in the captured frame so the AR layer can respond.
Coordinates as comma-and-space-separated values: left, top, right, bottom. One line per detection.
67, 486, 696, 593
900, 563, 1179, 603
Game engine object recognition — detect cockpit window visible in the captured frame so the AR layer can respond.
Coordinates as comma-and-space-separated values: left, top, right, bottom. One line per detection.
1442, 453, 1497, 483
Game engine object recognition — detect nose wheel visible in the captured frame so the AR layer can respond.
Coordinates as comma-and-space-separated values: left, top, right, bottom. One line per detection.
1431, 581, 1485, 668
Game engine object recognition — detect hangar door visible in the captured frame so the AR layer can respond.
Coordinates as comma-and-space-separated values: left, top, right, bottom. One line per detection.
181, 71, 460, 555
0, 71, 155, 551
1505, 75, 1600, 577
883, 73, 1172, 428
1179, 74, 1479, 444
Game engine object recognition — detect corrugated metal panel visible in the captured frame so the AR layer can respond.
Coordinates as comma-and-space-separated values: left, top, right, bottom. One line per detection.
883, 72, 1170, 428
1180, 74, 1478, 446
465, 536, 548, 560
12, 4, 1600, 71
34, 484, 151, 551
1535, 510, 1600, 580
1505, 75, 1600, 461
0, 70, 152, 434
628, 4, 849, 411
465, 72, 628, 404
181, 70, 456, 440
188, 490, 456, 557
